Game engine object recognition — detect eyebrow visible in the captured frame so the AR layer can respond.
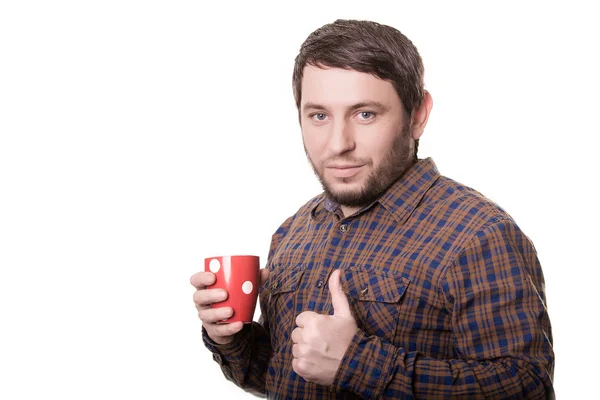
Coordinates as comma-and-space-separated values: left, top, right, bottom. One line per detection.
302, 101, 389, 115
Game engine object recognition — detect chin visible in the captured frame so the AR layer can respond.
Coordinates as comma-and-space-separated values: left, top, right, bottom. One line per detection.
327, 180, 363, 195
325, 183, 368, 205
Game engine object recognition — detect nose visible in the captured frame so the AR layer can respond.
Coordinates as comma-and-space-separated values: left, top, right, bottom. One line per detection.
328, 119, 355, 155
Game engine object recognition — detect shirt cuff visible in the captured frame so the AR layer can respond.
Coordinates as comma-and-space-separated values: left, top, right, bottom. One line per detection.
332, 330, 409, 399
202, 324, 252, 363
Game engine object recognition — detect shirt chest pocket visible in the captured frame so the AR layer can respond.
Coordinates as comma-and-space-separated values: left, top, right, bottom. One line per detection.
264, 266, 305, 352
341, 269, 410, 343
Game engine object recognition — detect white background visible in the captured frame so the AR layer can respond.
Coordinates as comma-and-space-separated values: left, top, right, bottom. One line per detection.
1, 1, 598, 398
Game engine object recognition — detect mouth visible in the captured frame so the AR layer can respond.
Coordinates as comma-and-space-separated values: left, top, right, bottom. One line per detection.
326, 164, 364, 179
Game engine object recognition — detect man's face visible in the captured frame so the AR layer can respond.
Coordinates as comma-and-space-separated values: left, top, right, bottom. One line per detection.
300, 65, 416, 209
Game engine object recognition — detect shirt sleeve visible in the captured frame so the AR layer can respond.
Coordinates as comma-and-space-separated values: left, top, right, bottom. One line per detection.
202, 322, 271, 397
200, 215, 295, 396
332, 219, 555, 399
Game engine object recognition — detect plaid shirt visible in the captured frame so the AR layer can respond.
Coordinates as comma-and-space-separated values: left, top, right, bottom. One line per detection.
202, 158, 554, 399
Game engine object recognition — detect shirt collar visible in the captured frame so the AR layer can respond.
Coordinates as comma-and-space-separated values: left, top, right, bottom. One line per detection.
310, 158, 440, 224
310, 195, 342, 221
377, 157, 440, 224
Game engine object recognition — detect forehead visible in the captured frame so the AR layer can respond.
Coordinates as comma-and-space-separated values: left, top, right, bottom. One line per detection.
300, 65, 400, 109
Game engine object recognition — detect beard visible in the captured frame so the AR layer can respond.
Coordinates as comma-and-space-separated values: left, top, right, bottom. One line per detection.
305, 121, 416, 208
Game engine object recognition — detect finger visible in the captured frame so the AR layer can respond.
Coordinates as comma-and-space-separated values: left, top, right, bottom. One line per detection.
292, 357, 309, 380
292, 357, 300, 374
329, 269, 352, 318
292, 357, 301, 375
193, 288, 228, 307
190, 271, 216, 289
291, 327, 303, 344
204, 320, 244, 339
259, 268, 270, 286
295, 311, 317, 328
198, 306, 234, 324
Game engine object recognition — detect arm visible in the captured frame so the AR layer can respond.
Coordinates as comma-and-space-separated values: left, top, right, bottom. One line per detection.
202, 320, 272, 397
200, 216, 295, 396
332, 220, 554, 399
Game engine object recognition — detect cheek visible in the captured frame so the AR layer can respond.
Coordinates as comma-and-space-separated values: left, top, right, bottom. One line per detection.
354, 139, 391, 169
302, 128, 327, 158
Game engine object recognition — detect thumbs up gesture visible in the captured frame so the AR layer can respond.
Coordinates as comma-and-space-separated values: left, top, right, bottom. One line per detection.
291, 270, 358, 386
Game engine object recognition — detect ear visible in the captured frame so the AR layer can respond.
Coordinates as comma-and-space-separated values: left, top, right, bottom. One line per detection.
410, 91, 433, 140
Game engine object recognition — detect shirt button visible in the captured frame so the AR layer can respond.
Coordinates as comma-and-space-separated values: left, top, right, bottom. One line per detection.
339, 224, 348, 232
316, 280, 324, 288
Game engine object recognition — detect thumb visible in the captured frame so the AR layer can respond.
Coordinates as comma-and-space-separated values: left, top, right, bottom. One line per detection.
328, 269, 352, 318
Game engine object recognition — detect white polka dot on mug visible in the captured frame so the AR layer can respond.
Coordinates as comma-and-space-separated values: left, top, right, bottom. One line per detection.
204, 255, 260, 324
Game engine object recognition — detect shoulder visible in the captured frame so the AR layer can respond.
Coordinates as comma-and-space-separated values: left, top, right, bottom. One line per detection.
270, 192, 325, 239
426, 175, 515, 233
415, 174, 532, 263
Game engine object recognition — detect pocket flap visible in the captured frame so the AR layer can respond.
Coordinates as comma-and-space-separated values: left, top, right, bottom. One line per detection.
341, 269, 410, 303
268, 267, 304, 295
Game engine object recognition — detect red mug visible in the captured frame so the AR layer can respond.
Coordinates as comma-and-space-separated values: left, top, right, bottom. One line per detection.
204, 255, 260, 323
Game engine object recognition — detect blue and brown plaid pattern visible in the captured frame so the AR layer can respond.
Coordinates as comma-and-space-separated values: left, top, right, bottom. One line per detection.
203, 158, 554, 399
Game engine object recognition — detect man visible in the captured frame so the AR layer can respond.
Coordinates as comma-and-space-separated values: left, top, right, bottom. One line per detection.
191, 19, 554, 399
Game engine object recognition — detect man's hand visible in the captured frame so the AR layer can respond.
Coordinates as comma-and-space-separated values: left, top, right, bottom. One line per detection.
191, 268, 269, 345
291, 269, 358, 386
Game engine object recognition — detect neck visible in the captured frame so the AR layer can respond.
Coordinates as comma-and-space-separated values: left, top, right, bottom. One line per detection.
340, 205, 360, 218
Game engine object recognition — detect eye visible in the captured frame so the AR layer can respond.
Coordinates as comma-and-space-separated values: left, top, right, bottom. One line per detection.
358, 111, 375, 120
311, 113, 327, 121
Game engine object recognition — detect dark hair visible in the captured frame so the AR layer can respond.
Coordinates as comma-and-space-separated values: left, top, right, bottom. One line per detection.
292, 19, 425, 116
